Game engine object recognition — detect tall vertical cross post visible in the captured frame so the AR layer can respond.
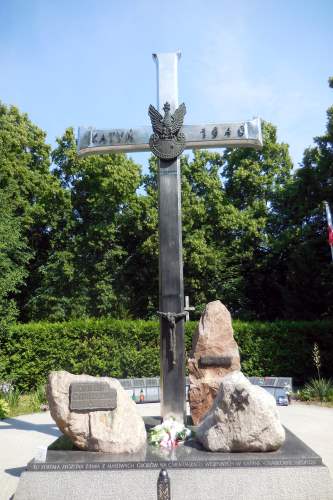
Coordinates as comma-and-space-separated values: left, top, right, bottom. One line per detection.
77, 52, 262, 423
153, 53, 186, 422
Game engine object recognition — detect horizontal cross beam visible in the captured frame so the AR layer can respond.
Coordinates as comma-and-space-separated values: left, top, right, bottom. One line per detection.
77, 118, 262, 157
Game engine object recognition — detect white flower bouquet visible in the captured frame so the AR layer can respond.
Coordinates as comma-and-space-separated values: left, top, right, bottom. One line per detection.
148, 418, 192, 448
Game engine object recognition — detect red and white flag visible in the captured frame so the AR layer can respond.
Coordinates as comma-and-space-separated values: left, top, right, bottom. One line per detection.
324, 201, 333, 260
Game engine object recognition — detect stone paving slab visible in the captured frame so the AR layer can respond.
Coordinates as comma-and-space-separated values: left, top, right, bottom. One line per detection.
277, 403, 333, 474
0, 412, 61, 500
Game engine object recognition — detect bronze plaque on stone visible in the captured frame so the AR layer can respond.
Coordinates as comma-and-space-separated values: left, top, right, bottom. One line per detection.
199, 356, 232, 368
69, 382, 117, 411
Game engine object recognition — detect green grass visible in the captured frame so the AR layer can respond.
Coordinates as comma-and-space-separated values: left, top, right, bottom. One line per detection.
6, 393, 42, 417
5, 387, 20, 409
0, 399, 9, 419
295, 377, 333, 405
0, 384, 47, 418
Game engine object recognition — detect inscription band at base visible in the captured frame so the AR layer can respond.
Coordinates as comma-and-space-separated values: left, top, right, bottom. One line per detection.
28, 457, 322, 472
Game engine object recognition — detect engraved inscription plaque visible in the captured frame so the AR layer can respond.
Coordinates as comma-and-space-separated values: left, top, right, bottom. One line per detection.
70, 382, 117, 411
77, 118, 263, 157
199, 356, 232, 368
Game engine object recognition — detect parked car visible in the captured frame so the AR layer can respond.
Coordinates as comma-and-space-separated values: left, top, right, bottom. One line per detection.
275, 387, 289, 405
261, 386, 289, 405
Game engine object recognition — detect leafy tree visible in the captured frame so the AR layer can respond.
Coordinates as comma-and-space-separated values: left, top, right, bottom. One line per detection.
136, 122, 294, 318
220, 122, 294, 318
267, 77, 333, 319
0, 191, 30, 324
0, 102, 69, 321
30, 128, 143, 320
3, 98, 326, 322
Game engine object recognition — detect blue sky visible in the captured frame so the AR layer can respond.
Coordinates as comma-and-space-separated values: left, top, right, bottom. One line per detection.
0, 0, 332, 170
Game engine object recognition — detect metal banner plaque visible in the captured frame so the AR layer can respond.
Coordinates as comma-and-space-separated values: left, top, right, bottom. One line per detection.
77, 118, 262, 157
199, 356, 232, 368
70, 382, 117, 411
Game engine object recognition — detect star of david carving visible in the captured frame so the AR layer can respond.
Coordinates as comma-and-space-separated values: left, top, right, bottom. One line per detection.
230, 388, 249, 411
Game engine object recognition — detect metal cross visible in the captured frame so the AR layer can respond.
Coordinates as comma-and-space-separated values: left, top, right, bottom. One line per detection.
77, 52, 262, 423
184, 295, 195, 322
77, 53, 262, 157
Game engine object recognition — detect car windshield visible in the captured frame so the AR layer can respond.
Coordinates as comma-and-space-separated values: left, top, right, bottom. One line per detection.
275, 388, 287, 398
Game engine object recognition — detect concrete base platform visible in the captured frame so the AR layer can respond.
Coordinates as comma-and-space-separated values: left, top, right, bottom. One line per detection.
15, 424, 333, 500
15, 466, 333, 500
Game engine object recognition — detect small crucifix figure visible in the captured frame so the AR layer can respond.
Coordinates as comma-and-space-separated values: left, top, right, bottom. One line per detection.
77, 52, 262, 423
157, 311, 187, 366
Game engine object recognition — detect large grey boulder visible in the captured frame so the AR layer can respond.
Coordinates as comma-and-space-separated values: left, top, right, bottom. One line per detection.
188, 300, 241, 424
196, 371, 285, 452
47, 371, 146, 453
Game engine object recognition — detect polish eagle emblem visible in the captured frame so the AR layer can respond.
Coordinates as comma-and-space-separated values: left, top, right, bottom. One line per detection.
148, 102, 186, 160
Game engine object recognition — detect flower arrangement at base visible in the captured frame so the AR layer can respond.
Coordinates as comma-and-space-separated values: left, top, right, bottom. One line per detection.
148, 418, 192, 448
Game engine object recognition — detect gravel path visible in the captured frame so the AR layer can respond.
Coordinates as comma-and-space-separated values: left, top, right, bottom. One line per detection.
0, 403, 332, 500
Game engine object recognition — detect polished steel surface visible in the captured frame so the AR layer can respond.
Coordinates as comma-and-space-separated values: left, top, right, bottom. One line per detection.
158, 156, 186, 423
154, 52, 186, 423
153, 52, 180, 112
77, 118, 262, 156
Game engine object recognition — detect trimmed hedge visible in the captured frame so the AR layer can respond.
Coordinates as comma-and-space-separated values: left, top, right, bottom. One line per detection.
0, 318, 332, 391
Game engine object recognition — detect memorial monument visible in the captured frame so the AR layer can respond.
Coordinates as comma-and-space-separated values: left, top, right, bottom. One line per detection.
14, 52, 333, 500
78, 51, 262, 424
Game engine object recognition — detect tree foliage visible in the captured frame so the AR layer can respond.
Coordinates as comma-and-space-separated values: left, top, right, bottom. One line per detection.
0, 78, 332, 323
0, 191, 30, 324
0, 102, 67, 322
137, 122, 293, 318
29, 128, 143, 320
262, 77, 333, 319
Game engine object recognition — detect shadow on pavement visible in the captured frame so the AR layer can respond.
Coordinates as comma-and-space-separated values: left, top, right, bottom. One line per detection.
5, 466, 26, 478
0, 417, 61, 438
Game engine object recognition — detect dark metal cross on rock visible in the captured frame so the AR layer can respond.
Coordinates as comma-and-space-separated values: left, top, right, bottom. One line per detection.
77, 52, 262, 423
